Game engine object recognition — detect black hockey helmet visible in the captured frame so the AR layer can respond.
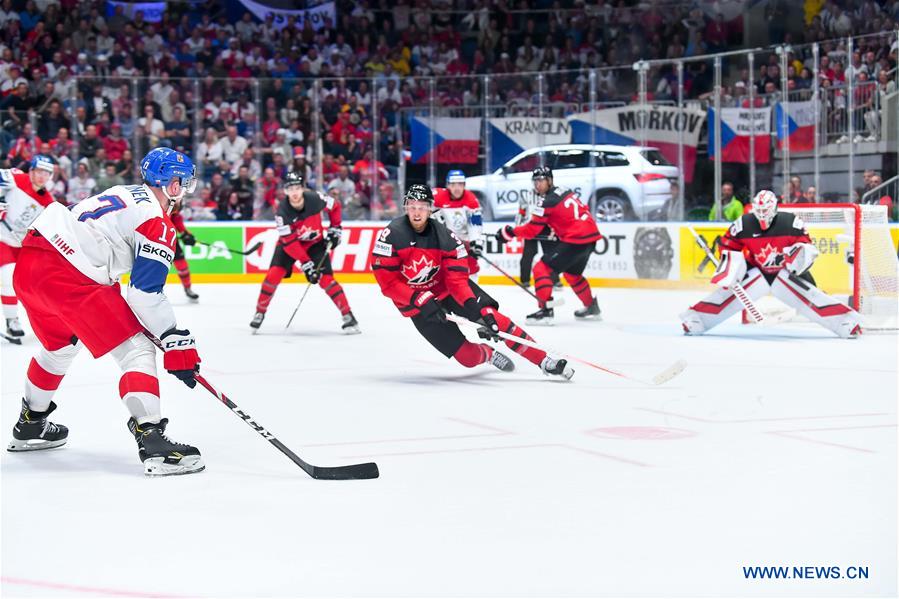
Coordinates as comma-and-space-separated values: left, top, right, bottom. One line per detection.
403, 183, 434, 206
284, 171, 305, 188
532, 165, 553, 181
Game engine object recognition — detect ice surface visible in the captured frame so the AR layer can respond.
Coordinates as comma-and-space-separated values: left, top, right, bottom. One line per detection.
2, 283, 896, 597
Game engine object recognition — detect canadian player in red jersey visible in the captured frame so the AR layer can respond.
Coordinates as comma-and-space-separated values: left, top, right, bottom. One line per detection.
0, 155, 56, 341
680, 190, 861, 338
372, 183, 573, 379
169, 205, 199, 302
432, 170, 482, 279
8, 147, 204, 476
495, 166, 602, 325
250, 171, 360, 334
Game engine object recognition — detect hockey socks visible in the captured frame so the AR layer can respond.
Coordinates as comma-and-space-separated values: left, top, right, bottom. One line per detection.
256, 266, 288, 314
564, 273, 594, 308
319, 274, 350, 315
173, 258, 192, 289
533, 261, 555, 308
453, 341, 491, 368
492, 311, 547, 366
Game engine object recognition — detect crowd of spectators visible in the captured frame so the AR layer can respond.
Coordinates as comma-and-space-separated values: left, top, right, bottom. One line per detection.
0, 0, 896, 221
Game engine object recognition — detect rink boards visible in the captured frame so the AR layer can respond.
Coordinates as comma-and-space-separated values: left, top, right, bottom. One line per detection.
163, 221, 899, 293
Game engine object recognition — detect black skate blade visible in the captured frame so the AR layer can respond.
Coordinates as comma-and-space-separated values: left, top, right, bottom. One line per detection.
311, 461, 380, 480
2, 333, 22, 345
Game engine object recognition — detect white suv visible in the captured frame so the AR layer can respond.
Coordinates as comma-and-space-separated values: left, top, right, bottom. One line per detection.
465, 144, 679, 221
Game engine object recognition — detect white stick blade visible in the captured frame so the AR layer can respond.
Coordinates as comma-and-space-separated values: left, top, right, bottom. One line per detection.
651, 360, 688, 385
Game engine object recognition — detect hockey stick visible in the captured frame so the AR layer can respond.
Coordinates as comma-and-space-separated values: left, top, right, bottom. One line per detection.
687, 226, 767, 324
285, 239, 333, 329
142, 332, 379, 480
476, 252, 564, 308
447, 314, 686, 386
195, 240, 262, 256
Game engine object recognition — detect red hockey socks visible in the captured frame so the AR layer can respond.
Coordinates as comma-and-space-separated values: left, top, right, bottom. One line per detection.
256, 266, 287, 313
533, 260, 555, 308
564, 273, 594, 307
319, 274, 350, 315
492, 311, 546, 366
173, 258, 191, 289
453, 341, 491, 368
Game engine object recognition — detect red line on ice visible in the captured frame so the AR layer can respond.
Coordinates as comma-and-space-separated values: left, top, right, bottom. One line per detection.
1, 576, 185, 598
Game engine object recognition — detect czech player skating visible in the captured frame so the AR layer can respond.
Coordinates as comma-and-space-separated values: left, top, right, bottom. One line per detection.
432, 170, 483, 279
372, 183, 573, 379
680, 190, 862, 338
0, 155, 56, 342
250, 171, 359, 334
495, 166, 602, 325
8, 147, 205, 476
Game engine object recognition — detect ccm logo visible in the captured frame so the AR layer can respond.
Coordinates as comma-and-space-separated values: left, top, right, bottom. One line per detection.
164, 339, 195, 349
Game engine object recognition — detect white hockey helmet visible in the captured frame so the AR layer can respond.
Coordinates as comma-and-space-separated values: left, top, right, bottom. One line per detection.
751, 189, 778, 230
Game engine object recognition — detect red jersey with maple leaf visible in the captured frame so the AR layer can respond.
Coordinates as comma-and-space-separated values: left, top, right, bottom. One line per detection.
511, 186, 601, 245
275, 189, 342, 262
718, 212, 811, 275
371, 216, 475, 317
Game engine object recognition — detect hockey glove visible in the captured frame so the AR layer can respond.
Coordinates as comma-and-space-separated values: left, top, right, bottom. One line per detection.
469, 241, 483, 258
180, 231, 196, 246
160, 328, 200, 389
300, 260, 321, 284
494, 225, 515, 244
326, 226, 343, 248
412, 290, 445, 322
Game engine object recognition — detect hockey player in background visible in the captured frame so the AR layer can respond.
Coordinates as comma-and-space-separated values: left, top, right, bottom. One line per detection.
432, 170, 483, 279
516, 170, 560, 289
170, 204, 200, 302
372, 183, 573, 379
680, 190, 861, 338
250, 171, 360, 334
8, 147, 205, 476
496, 166, 602, 325
0, 155, 56, 341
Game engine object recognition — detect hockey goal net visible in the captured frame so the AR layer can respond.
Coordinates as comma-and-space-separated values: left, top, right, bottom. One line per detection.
776, 203, 899, 329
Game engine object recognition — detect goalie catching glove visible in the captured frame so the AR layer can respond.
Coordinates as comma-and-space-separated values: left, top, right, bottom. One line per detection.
160, 328, 200, 388
783, 243, 818, 276
710, 250, 747, 290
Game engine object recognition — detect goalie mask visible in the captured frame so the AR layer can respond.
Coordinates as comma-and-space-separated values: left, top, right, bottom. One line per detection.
751, 190, 778, 230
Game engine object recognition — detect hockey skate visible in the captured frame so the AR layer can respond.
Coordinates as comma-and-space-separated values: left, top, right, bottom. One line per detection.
541, 357, 574, 380
6, 317, 24, 337
183, 286, 199, 302
341, 312, 361, 335
574, 297, 602, 320
127, 418, 204, 477
250, 312, 264, 332
488, 349, 515, 372
8, 400, 68, 451
526, 307, 554, 325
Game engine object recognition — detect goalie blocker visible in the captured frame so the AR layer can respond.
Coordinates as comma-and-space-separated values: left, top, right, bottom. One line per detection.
681, 190, 861, 339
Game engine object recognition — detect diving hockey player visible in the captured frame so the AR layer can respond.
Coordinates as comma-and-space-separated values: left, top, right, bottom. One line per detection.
250, 171, 359, 334
8, 147, 205, 476
432, 170, 483, 279
680, 189, 861, 338
372, 183, 573, 379
496, 166, 602, 325
0, 155, 56, 341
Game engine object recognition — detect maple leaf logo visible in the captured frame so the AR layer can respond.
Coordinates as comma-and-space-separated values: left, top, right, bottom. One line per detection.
296, 224, 319, 241
754, 242, 783, 269
402, 255, 439, 285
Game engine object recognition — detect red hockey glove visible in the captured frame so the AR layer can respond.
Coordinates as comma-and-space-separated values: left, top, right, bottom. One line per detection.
160, 328, 201, 389
412, 290, 445, 322
494, 225, 515, 244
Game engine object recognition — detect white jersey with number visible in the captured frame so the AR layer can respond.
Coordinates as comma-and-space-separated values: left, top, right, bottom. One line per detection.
30, 183, 179, 337
0, 168, 55, 247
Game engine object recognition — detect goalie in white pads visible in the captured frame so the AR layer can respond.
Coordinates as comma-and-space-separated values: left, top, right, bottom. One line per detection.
7, 148, 206, 476
680, 190, 861, 338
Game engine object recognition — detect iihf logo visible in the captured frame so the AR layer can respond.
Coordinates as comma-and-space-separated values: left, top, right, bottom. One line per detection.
402, 255, 439, 285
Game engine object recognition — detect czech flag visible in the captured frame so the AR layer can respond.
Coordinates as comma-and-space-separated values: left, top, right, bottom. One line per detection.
776, 100, 816, 152
707, 106, 771, 163
410, 117, 481, 164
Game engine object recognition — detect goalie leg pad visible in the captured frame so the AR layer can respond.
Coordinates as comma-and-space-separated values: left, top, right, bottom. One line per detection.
681, 269, 771, 333
770, 271, 861, 338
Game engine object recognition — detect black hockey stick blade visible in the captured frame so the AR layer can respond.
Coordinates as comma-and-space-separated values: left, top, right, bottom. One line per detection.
197, 240, 262, 256
310, 462, 380, 480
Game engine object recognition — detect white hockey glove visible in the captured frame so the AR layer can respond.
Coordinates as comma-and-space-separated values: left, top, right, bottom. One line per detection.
783, 243, 819, 276
710, 250, 747, 289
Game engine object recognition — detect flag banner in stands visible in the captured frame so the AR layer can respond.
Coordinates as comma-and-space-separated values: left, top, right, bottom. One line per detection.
775, 100, 816, 152
707, 106, 772, 163
410, 117, 481, 164
105, 1, 166, 22
486, 118, 570, 172
236, 0, 336, 30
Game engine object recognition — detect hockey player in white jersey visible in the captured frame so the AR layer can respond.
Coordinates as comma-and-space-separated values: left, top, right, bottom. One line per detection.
432, 170, 483, 278
8, 147, 205, 476
0, 155, 56, 341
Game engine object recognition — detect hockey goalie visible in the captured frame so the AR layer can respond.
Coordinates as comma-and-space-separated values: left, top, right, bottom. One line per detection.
680, 190, 861, 339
